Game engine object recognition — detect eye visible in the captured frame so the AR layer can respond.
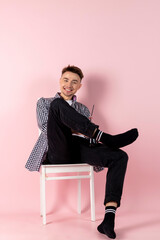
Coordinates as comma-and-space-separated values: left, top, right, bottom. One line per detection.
73, 81, 78, 84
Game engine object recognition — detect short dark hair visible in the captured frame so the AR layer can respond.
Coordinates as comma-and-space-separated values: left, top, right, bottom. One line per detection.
62, 65, 84, 80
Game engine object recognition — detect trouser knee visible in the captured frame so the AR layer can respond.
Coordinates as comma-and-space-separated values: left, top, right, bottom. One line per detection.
50, 98, 65, 110
120, 150, 128, 166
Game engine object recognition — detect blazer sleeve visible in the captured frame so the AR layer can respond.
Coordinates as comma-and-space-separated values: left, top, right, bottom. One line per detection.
83, 105, 90, 119
36, 98, 50, 135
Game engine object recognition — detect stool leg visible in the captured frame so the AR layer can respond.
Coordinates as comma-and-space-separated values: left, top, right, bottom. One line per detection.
78, 178, 81, 214
42, 167, 46, 224
40, 171, 43, 217
90, 167, 95, 221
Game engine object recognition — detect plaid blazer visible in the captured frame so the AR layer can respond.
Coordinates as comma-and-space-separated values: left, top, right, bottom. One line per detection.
25, 93, 104, 172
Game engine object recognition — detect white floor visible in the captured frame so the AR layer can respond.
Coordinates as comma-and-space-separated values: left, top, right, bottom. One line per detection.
1, 208, 160, 240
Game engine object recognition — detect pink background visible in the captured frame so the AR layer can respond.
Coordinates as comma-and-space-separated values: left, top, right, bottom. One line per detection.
0, 0, 160, 239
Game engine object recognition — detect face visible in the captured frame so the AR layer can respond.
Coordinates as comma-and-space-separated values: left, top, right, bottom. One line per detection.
59, 71, 82, 100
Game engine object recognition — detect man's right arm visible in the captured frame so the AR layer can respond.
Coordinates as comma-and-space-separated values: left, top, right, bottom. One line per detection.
36, 97, 53, 135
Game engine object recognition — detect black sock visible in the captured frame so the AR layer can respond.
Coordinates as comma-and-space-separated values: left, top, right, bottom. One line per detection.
95, 128, 138, 148
97, 206, 116, 239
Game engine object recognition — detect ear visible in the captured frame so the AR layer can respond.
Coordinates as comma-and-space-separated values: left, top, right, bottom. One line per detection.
78, 83, 82, 90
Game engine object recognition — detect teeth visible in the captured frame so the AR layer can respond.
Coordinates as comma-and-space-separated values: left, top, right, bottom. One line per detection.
65, 88, 72, 91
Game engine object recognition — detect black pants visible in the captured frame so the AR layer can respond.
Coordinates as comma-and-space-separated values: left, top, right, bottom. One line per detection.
47, 98, 128, 207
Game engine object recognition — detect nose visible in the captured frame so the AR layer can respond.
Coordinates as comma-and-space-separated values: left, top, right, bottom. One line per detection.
66, 82, 72, 88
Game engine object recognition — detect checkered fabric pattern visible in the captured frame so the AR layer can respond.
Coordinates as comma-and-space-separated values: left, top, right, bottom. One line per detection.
25, 93, 104, 173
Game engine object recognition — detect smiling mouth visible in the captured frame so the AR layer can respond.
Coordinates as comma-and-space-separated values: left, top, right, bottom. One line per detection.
64, 87, 72, 92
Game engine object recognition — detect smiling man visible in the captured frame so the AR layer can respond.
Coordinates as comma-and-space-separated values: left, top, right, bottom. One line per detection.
26, 65, 138, 239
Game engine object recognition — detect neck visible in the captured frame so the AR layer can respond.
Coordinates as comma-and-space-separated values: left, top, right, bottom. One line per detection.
60, 93, 73, 100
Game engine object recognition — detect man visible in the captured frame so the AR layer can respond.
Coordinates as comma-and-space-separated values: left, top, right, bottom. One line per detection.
25, 65, 138, 239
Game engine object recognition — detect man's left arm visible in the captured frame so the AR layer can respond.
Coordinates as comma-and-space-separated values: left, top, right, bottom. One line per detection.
71, 102, 91, 135
75, 102, 91, 119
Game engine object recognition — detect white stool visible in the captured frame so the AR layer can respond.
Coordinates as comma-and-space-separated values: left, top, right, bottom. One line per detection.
40, 163, 95, 224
